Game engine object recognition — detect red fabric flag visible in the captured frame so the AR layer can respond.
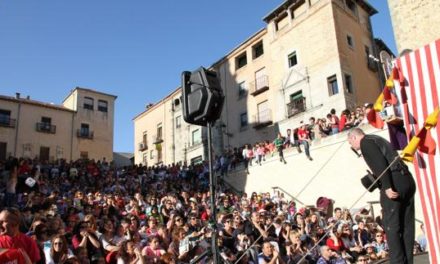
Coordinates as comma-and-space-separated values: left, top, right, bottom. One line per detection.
417, 127, 436, 155
383, 86, 398, 105
366, 109, 384, 129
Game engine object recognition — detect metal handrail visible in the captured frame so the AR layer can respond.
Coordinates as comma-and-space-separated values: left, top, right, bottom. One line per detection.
272, 186, 305, 206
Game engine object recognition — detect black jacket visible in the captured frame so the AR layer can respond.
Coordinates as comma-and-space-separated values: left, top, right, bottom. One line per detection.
360, 134, 416, 200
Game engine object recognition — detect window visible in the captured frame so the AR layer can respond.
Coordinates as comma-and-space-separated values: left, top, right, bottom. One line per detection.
236, 52, 247, 69
83, 97, 94, 110
257, 101, 270, 123
0, 142, 7, 161
365, 45, 370, 56
176, 116, 182, 128
344, 74, 354, 93
98, 100, 108, 112
143, 153, 148, 165
240, 112, 248, 128
327, 75, 339, 96
255, 67, 268, 91
41, 117, 51, 124
192, 129, 201, 146
37, 116, 55, 133
0, 109, 12, 126
287, 91, 306, 117
150, 150, 154, 159
365, 45, 378, 71
39, 146, 50, 161
80, 123, 90, 136
191, 155, 203, 165
157, 149, 163, 162
238, 81, 247, 98
142, 132, 148, 145
157, 123, 163, 140
288, 51, 298, 68
252, 42, 264, 59
346, 0, 357, 15
346, 35, 354, 48
275, 12, 289, 31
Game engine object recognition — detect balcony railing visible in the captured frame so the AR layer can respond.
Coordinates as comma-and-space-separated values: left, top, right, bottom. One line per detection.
36, 122, 56, 134
0, 117, 16, 128
252, 109, 273, 129
153, 134, 164, 144
250, 75, 269, 96
138, 142, 148, 151
287, 97, 306, 117
367, 57, 378, 72
77, 129, 94, 139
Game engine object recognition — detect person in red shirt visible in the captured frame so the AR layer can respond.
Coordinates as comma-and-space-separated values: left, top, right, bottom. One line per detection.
297, 123, 313, 161
0, 208, 41, 263
0, 248, 32, 264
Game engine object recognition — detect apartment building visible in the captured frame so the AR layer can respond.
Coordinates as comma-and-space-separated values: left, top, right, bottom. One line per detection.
133, 89, 215, 166
0, 87, 116, 161
134, 0, 384, 164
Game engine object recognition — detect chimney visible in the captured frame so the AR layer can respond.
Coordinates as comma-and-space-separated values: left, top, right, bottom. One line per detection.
16, 92, 20, 99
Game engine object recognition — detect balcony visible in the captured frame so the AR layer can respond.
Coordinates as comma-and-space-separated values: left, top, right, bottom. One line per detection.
250, 75, 269, 96
138, 142, 148, 151
287, 97, 306, 117
367, 57, 378, 72
252, 109, 273, 129
36, 122, 56, 134
77, 129, 94, 139
0, 117, 16, 128
153, 134, 164, 144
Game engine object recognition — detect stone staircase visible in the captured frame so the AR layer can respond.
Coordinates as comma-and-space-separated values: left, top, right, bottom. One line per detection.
223, 124, 424, 221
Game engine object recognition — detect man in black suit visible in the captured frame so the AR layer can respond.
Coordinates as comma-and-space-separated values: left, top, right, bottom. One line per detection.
348, 128, 416, 264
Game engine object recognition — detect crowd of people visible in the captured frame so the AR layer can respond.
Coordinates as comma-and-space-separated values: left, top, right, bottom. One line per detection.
216, 106, 368, 174
0, 154, 427, 264
0, 105, 427, 263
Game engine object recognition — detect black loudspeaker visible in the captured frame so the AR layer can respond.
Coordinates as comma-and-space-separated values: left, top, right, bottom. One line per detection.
182, 67, 224, 126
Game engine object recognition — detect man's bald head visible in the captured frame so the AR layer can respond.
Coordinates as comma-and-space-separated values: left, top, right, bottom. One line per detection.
348, 128, 365, 151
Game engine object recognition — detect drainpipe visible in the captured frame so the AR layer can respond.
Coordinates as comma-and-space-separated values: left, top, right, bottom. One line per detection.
171, 100, 175, 163
13, 93, 21, 156
70, 94, 76, 161
222, 66, 230, 148
306, 67, 313, 108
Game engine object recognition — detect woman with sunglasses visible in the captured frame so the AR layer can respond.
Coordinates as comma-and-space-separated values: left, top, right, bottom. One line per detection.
44, 234, 73, 264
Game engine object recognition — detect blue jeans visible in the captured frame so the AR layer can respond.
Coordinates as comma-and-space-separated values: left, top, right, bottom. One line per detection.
300, 140, 311, 157
331, 127, 339, 135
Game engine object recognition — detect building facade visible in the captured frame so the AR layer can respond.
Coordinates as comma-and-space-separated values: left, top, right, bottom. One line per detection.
134, 0, 384, 165
133, 89, 212, 166
387, 0, 440, 53
0, 87, 116, 161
